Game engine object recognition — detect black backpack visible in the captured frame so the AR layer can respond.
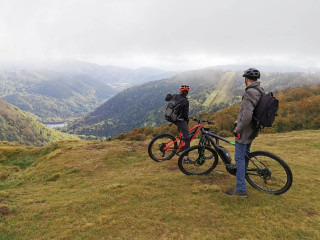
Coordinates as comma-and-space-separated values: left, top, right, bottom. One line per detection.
165, 97, 187, 122
251, 87, 279, 129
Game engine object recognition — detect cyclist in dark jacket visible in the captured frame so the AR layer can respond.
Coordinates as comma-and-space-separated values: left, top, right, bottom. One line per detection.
226, 68, 264, 198
165, 85, 191, 163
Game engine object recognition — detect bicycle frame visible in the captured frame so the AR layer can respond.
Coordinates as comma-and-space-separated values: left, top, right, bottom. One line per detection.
203, 130, 264, 169
163, 123, 204, 153
205, 131, 235, 147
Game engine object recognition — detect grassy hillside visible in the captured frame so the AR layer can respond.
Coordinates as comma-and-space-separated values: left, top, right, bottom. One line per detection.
65, 70, 320, 137
0, 98, 78, 146
0, 130, 319, 239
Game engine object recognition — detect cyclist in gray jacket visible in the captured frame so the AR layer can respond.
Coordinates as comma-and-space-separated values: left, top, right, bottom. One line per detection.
226, 68, 264, 197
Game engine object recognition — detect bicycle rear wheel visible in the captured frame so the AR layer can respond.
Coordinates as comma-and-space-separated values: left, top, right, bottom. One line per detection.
148, 134, 178, 162
178, 146, 218, 175
245, 151, 293, 195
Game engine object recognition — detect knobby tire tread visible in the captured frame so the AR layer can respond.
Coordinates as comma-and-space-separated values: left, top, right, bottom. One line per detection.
148, 134, 178, 162
178, 146, 219, 175
245, 151, 293, 195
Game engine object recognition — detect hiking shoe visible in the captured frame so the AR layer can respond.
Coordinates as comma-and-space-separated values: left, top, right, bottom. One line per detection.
226, 189, 248, 198
183, 157, 194, 164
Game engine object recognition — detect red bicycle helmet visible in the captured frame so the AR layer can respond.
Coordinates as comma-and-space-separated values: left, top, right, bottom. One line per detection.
180, 85, 190, 93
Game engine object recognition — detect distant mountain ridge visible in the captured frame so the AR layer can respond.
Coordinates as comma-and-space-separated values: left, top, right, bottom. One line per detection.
207, 64, 320, 73
0, 59, 177, 90
0, 60, 176, 122
64, 69, 320, 137
37, 60, 177, 90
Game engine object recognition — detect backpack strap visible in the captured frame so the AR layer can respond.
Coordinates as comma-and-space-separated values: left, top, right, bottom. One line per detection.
175, 97, 188, 108
246, 85, 264, 95
246, 85, 265, 130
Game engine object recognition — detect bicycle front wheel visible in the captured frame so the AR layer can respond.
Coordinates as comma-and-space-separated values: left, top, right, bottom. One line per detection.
178, 146, 218, 175
148, 134, 178, 162
245, 151, 293, 195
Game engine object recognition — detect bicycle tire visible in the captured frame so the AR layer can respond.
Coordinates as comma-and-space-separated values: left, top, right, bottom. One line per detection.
148, 134, 178, 162
245, 151, 293, 195
178, 146, 219, 175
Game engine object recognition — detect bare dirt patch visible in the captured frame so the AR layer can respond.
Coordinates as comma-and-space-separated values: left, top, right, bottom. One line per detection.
0, 206, 10, 216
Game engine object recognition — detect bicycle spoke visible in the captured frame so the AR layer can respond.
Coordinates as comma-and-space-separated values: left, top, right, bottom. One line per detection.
178, 146, 218, 175
245, 151, 292, 194
148, 134, 178, 162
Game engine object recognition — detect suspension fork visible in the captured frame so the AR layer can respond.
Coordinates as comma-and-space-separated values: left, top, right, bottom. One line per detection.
245, 153, 268, 171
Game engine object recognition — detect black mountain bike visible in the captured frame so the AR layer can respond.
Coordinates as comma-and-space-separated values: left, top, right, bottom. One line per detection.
178, 124, 293, 195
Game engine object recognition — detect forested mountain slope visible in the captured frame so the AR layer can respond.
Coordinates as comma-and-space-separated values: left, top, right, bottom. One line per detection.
65, 69, 320, 137
0, 98, 78, 146
114, 84, 320, 141
0, 70, 116, 121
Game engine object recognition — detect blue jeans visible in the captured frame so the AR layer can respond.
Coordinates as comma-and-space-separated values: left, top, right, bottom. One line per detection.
235, 142, 251, 191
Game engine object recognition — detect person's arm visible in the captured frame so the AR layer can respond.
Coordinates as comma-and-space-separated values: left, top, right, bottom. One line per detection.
235, 90, 255, 135
165, 93, 173, 101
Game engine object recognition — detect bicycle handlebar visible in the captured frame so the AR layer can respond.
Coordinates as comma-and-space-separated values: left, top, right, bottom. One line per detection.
189, 117, 213, 125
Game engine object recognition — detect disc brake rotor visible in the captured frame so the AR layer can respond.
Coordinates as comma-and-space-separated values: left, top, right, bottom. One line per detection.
259, 168, 272, 181
159, 143, 166, 153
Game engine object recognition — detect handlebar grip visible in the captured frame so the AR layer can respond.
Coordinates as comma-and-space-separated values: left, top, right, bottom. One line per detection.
190, 117, 198, 122
188, 117, 213, 124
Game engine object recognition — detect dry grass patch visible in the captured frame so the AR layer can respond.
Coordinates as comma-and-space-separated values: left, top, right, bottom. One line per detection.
0, 130, 319, 239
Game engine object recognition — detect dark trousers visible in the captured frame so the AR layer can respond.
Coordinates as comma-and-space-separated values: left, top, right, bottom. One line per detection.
175, 120, 190, 149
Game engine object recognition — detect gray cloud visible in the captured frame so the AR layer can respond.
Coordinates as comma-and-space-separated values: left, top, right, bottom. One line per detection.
0, 0, 319, 70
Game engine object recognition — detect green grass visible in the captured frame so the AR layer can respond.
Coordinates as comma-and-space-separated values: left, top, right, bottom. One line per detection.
0, 130, 319, 239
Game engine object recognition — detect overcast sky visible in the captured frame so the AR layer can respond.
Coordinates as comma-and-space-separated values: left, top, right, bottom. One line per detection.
0, 0, 319, 71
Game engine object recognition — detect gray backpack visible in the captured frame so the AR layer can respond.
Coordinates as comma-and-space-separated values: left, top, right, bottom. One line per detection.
165, 97, 187, 122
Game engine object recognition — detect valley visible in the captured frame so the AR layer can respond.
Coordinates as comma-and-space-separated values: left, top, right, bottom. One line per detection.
0, 60, 175, 122
64, 70, 320, 137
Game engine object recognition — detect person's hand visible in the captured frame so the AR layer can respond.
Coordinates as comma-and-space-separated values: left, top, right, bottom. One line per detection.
234, 131, 240, 139
234, 121, 237, 132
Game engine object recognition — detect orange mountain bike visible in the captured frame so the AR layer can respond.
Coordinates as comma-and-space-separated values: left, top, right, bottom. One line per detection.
148, 118, 213, 162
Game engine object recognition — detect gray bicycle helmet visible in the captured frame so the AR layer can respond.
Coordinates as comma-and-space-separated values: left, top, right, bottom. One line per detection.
243, 68, 260, 79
